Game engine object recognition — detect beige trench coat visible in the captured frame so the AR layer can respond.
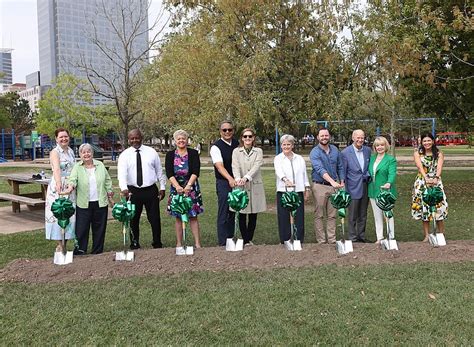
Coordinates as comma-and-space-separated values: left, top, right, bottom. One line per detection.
231, 146, 267, 214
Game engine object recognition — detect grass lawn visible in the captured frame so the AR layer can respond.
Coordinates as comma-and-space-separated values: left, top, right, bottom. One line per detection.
2, 263, 473, 345
1, 166, 473, 344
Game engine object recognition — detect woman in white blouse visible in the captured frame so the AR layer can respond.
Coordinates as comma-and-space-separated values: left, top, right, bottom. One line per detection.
274, 134, 310, 243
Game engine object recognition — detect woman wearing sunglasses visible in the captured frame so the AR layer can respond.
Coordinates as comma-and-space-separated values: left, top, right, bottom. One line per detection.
231, 128, 267, 245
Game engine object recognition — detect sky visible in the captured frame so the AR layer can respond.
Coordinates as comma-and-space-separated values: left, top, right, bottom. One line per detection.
0, 0, 167, 83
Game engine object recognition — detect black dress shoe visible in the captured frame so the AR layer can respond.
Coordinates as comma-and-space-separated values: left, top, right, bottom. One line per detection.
152, 243, 163, 249
358, 239, 373, 243
130, 242, 141, 250
73, 249, 86, 256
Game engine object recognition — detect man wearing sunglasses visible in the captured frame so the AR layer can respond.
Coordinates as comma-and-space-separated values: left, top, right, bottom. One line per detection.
210, 120, 239, 246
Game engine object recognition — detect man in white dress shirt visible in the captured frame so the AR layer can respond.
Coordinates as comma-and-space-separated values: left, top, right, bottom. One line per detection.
118, 129, 166, 249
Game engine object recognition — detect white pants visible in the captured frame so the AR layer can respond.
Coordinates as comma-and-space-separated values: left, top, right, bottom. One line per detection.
370, 198, 395, 240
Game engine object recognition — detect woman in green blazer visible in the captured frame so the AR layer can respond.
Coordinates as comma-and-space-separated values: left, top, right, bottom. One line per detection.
368, 136, 397, 243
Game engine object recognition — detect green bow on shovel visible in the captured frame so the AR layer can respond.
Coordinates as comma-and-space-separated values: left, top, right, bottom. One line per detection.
376, 190, 396, 219
330, 189, 352, 218
170, 194, 193, 223
51, 197, 75, 229
112, 197, 136, 252
280, 190, 301, 216
422, 186, 444, 213
227, 189, 249, 246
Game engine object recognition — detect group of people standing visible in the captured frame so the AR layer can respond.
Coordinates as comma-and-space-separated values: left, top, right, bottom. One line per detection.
44, 123, 448, 254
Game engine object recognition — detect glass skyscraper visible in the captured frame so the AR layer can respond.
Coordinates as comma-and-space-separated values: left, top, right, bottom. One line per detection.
37, 0, 148, 105
0, 48, 13, 86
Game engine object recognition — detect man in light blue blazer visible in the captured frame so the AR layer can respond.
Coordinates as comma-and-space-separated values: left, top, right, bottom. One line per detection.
341, 129, 372, 242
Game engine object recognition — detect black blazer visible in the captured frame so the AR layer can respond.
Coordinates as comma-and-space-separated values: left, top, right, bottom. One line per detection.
165, 147, 201, 179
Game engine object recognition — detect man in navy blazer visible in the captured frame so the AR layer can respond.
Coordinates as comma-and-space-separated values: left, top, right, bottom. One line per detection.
341, 129, 372, 242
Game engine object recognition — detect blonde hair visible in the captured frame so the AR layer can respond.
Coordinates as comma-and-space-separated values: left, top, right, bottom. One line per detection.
372, 136, 390, 152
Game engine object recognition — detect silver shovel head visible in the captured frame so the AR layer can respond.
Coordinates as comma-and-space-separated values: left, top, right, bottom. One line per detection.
292, 240, 302, 251
53, 251, 73, 265
336, 240, 352, 255
284, 240, 294, 251
225, 238, 236, 251
429, 233, 446, 247
176, 246, 186, 256
115, 251, 134, 261
185, 246, 194, 255
234, 239, 244, 251
381, 239, 399, 251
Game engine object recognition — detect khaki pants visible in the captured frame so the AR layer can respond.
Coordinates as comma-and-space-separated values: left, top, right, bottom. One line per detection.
311, 182, 337, 243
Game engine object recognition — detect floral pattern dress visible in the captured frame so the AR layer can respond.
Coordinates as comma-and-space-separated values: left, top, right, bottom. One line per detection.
411, 154, 448, 222
167, 151, 204, 219
45, 145, 76, 240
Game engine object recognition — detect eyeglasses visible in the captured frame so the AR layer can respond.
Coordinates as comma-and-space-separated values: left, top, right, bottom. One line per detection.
242, 135, 254, 139
221, 128, 233, 133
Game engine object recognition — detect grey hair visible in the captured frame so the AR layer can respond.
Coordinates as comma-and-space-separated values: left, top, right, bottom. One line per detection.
219, 120, 234, 129
280, 134, 295, 145
173, 129, 189, 141
79, 143, 93, 154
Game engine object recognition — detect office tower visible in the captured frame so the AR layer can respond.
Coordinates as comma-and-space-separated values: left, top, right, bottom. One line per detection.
0, 48, 13, 85
37, 0, 148, 105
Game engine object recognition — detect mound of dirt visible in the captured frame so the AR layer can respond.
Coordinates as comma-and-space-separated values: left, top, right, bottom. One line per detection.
1, 241, 473, 284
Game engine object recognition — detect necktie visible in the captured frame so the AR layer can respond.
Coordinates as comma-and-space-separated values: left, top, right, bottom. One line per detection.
136, 149, 143, 187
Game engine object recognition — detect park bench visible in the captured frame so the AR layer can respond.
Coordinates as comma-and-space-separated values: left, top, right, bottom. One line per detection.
0, 193, 45, 212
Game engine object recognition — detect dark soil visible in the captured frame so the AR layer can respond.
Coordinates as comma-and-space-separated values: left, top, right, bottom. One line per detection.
1, 240, 473, 284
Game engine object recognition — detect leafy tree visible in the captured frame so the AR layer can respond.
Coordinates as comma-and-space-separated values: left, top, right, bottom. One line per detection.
0, 92, 35, 133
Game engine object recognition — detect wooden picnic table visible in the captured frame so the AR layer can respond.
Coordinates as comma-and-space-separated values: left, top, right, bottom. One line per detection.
0, 173, 49, 213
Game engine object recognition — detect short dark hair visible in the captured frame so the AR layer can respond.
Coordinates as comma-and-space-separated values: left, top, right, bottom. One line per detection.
55, 127, 69, 137
318, 127, 330, 136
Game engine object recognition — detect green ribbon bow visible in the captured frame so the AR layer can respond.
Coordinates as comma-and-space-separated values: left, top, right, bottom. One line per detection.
280, 191, 301, 216
170, 194, 193, 223
112, 198, 136, 226
227, 189, 249, 212
51, 197, 75, 229
376, 190, 396, 219
330, 189, 352, 218
422, 186, 444, 213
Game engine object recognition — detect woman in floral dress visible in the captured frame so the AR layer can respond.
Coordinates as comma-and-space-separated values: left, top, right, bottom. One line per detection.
45, 128, 76, 252
412, 133, 448, 241
165, 129, 203, 249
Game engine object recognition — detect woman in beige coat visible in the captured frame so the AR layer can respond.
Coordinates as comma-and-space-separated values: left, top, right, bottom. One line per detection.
232, 128, 267, 245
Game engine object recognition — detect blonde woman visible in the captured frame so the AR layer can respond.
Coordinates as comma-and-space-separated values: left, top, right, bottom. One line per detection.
232, 128, 267, 245
368, 136, 397, 243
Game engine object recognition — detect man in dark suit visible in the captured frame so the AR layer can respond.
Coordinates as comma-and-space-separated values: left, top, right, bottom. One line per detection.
342, 129, 372, 242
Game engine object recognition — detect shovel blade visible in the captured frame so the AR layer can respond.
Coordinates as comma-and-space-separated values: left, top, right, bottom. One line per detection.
185, 246, 194, 255
293, 240, 302, 251
175, 247, 186, 256
53, 251, 73, 265
284, 240, 294, 251
225, 238, 236, 251
336, 240, 350, 255
115, 251, 134, 261
429, 233, 446, 247
381, 239, 399, 251
234, 239, 244, 251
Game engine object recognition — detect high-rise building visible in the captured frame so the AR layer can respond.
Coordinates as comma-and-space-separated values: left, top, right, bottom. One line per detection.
37, 0, 148, 105
0, 48, 13, 86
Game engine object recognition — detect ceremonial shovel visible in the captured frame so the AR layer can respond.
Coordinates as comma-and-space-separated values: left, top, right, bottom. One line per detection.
226, 211, 244, 252
284, 213, 302, 251
377, 189, 398, 251
335, 215, 353, 255
53, 192, 74, 265
226, 189, 248, 252
428, 211, 446, 247
381, 216, 398, 251
176, 219, 194, 255
115, 195, 135, 261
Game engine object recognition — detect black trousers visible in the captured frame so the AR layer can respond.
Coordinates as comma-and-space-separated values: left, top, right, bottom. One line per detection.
216, 179, 235, 246
238, 213, 257, 244
277, 192, 305, 243
75, 201, 108, 254
129, 184, 162, 248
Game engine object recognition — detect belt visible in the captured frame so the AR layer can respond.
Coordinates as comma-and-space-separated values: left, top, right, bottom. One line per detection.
313, 181, 331, 186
